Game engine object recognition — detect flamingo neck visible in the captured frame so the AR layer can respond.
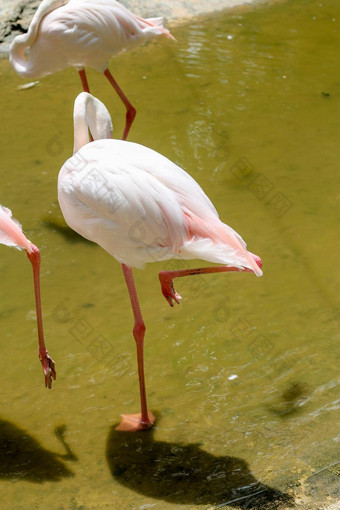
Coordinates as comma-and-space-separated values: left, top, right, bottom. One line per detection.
9, 0, 67, 77
73, 94, 91, 154
73, 92, 113, 154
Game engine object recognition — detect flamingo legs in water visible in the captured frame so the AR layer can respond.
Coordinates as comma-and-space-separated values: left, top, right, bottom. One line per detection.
117, 257, 262, 429
78, 69, 90, 93
104, 69, 136, 141
26, 245, 56, 388
117, 264, 155, 431
159, 255, 263, 307
77, 69, 136, 141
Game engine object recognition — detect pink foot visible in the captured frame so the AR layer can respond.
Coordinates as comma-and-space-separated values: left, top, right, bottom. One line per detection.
39, 350, 56, 389
158, 272, 182, 307
116, 412, 156, 432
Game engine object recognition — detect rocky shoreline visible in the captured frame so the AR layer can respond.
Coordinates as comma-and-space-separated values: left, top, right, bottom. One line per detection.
0, 0, 266, 57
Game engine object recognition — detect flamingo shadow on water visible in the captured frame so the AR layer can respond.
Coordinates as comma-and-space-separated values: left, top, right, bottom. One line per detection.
0, 419, 77, 482
106, 415, 295, 509
42, 217, 94, 245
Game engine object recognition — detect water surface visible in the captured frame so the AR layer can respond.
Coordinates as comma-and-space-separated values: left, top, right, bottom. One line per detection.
0, 0, 339, 508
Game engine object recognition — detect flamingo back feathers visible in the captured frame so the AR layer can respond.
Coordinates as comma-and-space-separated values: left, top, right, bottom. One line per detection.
59, 137, 262, 275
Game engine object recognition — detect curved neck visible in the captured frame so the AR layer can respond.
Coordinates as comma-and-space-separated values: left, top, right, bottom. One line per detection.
73, 95, 91, 154
73, 92, 113, 154
26, 0, 67, 46
9, 0, 67, 76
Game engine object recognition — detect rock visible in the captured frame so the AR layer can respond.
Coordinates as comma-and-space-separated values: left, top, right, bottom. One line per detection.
0, 0, 40, 56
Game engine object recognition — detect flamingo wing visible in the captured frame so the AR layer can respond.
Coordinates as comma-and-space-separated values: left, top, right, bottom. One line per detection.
58, 140, 192, 267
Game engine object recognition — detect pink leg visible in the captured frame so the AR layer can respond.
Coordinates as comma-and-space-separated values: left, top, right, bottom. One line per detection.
78, 69, 94, 142
116, 264, 155, 431
104, 68, 136, 141
159, 255, 263, 307
78, 69, 90, 93
26, 245, 56, 388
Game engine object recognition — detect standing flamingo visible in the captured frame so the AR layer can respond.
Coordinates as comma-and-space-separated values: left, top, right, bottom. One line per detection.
9, 0, 174, 140
0, 205, 56, 388
58, 92, 263, 431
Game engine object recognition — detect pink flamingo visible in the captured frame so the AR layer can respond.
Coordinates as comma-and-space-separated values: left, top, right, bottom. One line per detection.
58, 93, 263, 431
0, 205, 56, 388
9, 0, 174, 140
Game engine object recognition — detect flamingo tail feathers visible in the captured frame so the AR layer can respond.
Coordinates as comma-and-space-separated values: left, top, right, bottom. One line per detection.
181, 211, 263, 276
136, 15, 175, 40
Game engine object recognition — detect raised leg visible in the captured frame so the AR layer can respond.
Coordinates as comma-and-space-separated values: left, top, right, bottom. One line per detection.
26, 244, 56, 388
159, 255, 262, 307
117, 264, 155, 431
104, 68, 136, 141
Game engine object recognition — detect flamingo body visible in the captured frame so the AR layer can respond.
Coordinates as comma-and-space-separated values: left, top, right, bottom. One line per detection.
10, 0, 174, 140
57, 93, 262, 431
58, 138, 262, 276
9, 0, 173, 78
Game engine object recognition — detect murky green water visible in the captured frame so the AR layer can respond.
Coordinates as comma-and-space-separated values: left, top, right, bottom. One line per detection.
0, 0, 339, 508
